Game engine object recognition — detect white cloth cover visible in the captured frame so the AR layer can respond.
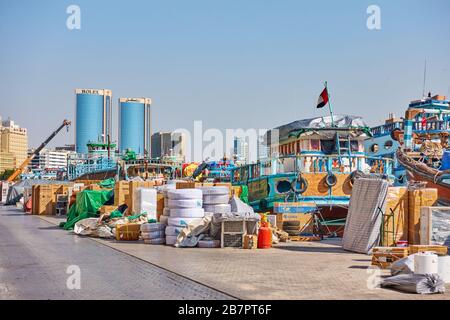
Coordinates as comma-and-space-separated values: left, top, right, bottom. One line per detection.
170, 208, 205, 218
168, 189, 202, 200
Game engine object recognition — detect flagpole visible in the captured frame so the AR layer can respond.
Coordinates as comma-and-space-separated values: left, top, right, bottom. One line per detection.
325, 81, 335, 127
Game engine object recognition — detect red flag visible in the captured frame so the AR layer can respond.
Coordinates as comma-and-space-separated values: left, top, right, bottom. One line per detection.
317, 87, 329, 108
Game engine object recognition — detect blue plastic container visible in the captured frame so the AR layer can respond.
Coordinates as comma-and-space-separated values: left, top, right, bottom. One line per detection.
440, 150, 450, 170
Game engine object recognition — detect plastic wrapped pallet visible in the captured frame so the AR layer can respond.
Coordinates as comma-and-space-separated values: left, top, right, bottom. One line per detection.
200, 186, 229, 205
342, 178, 389, 254
135, 188, 157, 220
408, 187, 438, 245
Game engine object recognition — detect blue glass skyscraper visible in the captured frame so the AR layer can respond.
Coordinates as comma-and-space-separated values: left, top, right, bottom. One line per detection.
75, 89, 112, 154
118, 97, 151, 156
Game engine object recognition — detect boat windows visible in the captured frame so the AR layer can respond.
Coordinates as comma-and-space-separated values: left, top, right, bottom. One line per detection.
384, 140, 393, 149
321, 140, 337, 155
275, 180, 292, 194
370, 143, 379, 153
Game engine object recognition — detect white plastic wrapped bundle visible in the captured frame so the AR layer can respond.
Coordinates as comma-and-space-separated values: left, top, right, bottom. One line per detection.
165, 226, 185, 236
170, 208, 205, 218
166, 235, 178, 246
141, 230, 165, 240
168, 189, 202, 200
140, 223, 165, 232
204, 204, 231, 214
159, 215, 169, 225
381, 274, 445, 294
168, 217, 204, 227
135, 188, 157, 220
168, 199, 203, 208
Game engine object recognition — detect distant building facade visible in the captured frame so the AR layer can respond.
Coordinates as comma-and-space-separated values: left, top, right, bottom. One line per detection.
0, 118, 28, 172
29, 148, 75, 169
151, 132, 172, 158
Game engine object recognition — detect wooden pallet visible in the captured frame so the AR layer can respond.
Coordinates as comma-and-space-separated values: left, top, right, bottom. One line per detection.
288, 235, 321, 242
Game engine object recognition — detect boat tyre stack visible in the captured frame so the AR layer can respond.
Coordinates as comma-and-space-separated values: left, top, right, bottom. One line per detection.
325, 172, 337, 188
140, 223, 166, 244
166, 189, 205, 246
200, 186, 231, 213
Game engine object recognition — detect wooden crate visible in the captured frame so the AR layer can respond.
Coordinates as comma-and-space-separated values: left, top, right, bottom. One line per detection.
289, 235, 321, 242
409, 245, 448, 256
371, 247, 409, 269
408, 188, 438, 245
176, 181, 203, 189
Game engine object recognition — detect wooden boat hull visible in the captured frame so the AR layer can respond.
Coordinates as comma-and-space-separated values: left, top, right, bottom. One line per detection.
396, 149, 450, 203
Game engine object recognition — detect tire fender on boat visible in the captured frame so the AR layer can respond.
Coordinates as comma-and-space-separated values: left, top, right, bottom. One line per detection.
325, 172, 337, 188
291, 176, 308, 194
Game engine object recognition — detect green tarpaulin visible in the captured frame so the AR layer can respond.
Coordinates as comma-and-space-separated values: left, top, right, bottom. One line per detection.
60, 189, 114, 230
240, 185, 249, 204
98, 178, 116, 189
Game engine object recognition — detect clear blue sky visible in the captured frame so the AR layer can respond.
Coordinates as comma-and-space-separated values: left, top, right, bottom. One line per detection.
1, 0, 449, 148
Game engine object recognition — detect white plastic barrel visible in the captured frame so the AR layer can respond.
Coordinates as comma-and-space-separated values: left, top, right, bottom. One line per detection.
414, 252, 439, 275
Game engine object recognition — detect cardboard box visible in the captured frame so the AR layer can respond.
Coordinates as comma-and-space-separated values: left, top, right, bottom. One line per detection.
243, 234, 258, 249
114, 181, 130, 206
116, 223, 141, 241
276, 213, 314, 234
382, 187, 409, 246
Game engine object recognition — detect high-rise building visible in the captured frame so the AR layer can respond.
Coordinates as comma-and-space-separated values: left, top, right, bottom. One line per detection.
118, 97, 151, 156
75, 88, 112, 154
233, 137, 249, 164
0, 118, 28, 171
29, 148, 74, 169
171, 132, 187, 161
151, 132, 172, 158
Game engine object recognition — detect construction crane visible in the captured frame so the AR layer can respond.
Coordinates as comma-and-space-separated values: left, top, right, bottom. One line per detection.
6, 119, 71, 182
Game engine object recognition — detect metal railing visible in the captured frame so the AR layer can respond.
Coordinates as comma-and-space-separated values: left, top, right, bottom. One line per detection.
230, 154, 393, 184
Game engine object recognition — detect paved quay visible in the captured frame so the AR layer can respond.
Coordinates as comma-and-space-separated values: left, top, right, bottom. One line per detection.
2, 206, 449, 300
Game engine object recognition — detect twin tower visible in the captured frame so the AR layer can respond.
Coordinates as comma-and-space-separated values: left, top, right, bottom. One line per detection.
75, 88, 151, 155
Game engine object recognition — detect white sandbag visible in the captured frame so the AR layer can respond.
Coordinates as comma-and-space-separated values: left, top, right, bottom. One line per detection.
144, 238, 166, 245
199, 186, 229, 195
168, 199, 203, 208
204, 204, 231, 214
159, 215, 169, 225
170, 208, 205, 218
203, 194, 229, 205
141, 230, 165, 240
140, 222, 166, 232
166, 235, 178, 246
168, 189, 202, 200
165, 226, 185, 236
168, 217, 204, 227
163, 207, 170, 216
198, 239, 220, 248
74, 218, 99, 236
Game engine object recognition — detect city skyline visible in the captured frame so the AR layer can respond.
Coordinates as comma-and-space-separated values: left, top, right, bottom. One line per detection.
1, 0, 450, 149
